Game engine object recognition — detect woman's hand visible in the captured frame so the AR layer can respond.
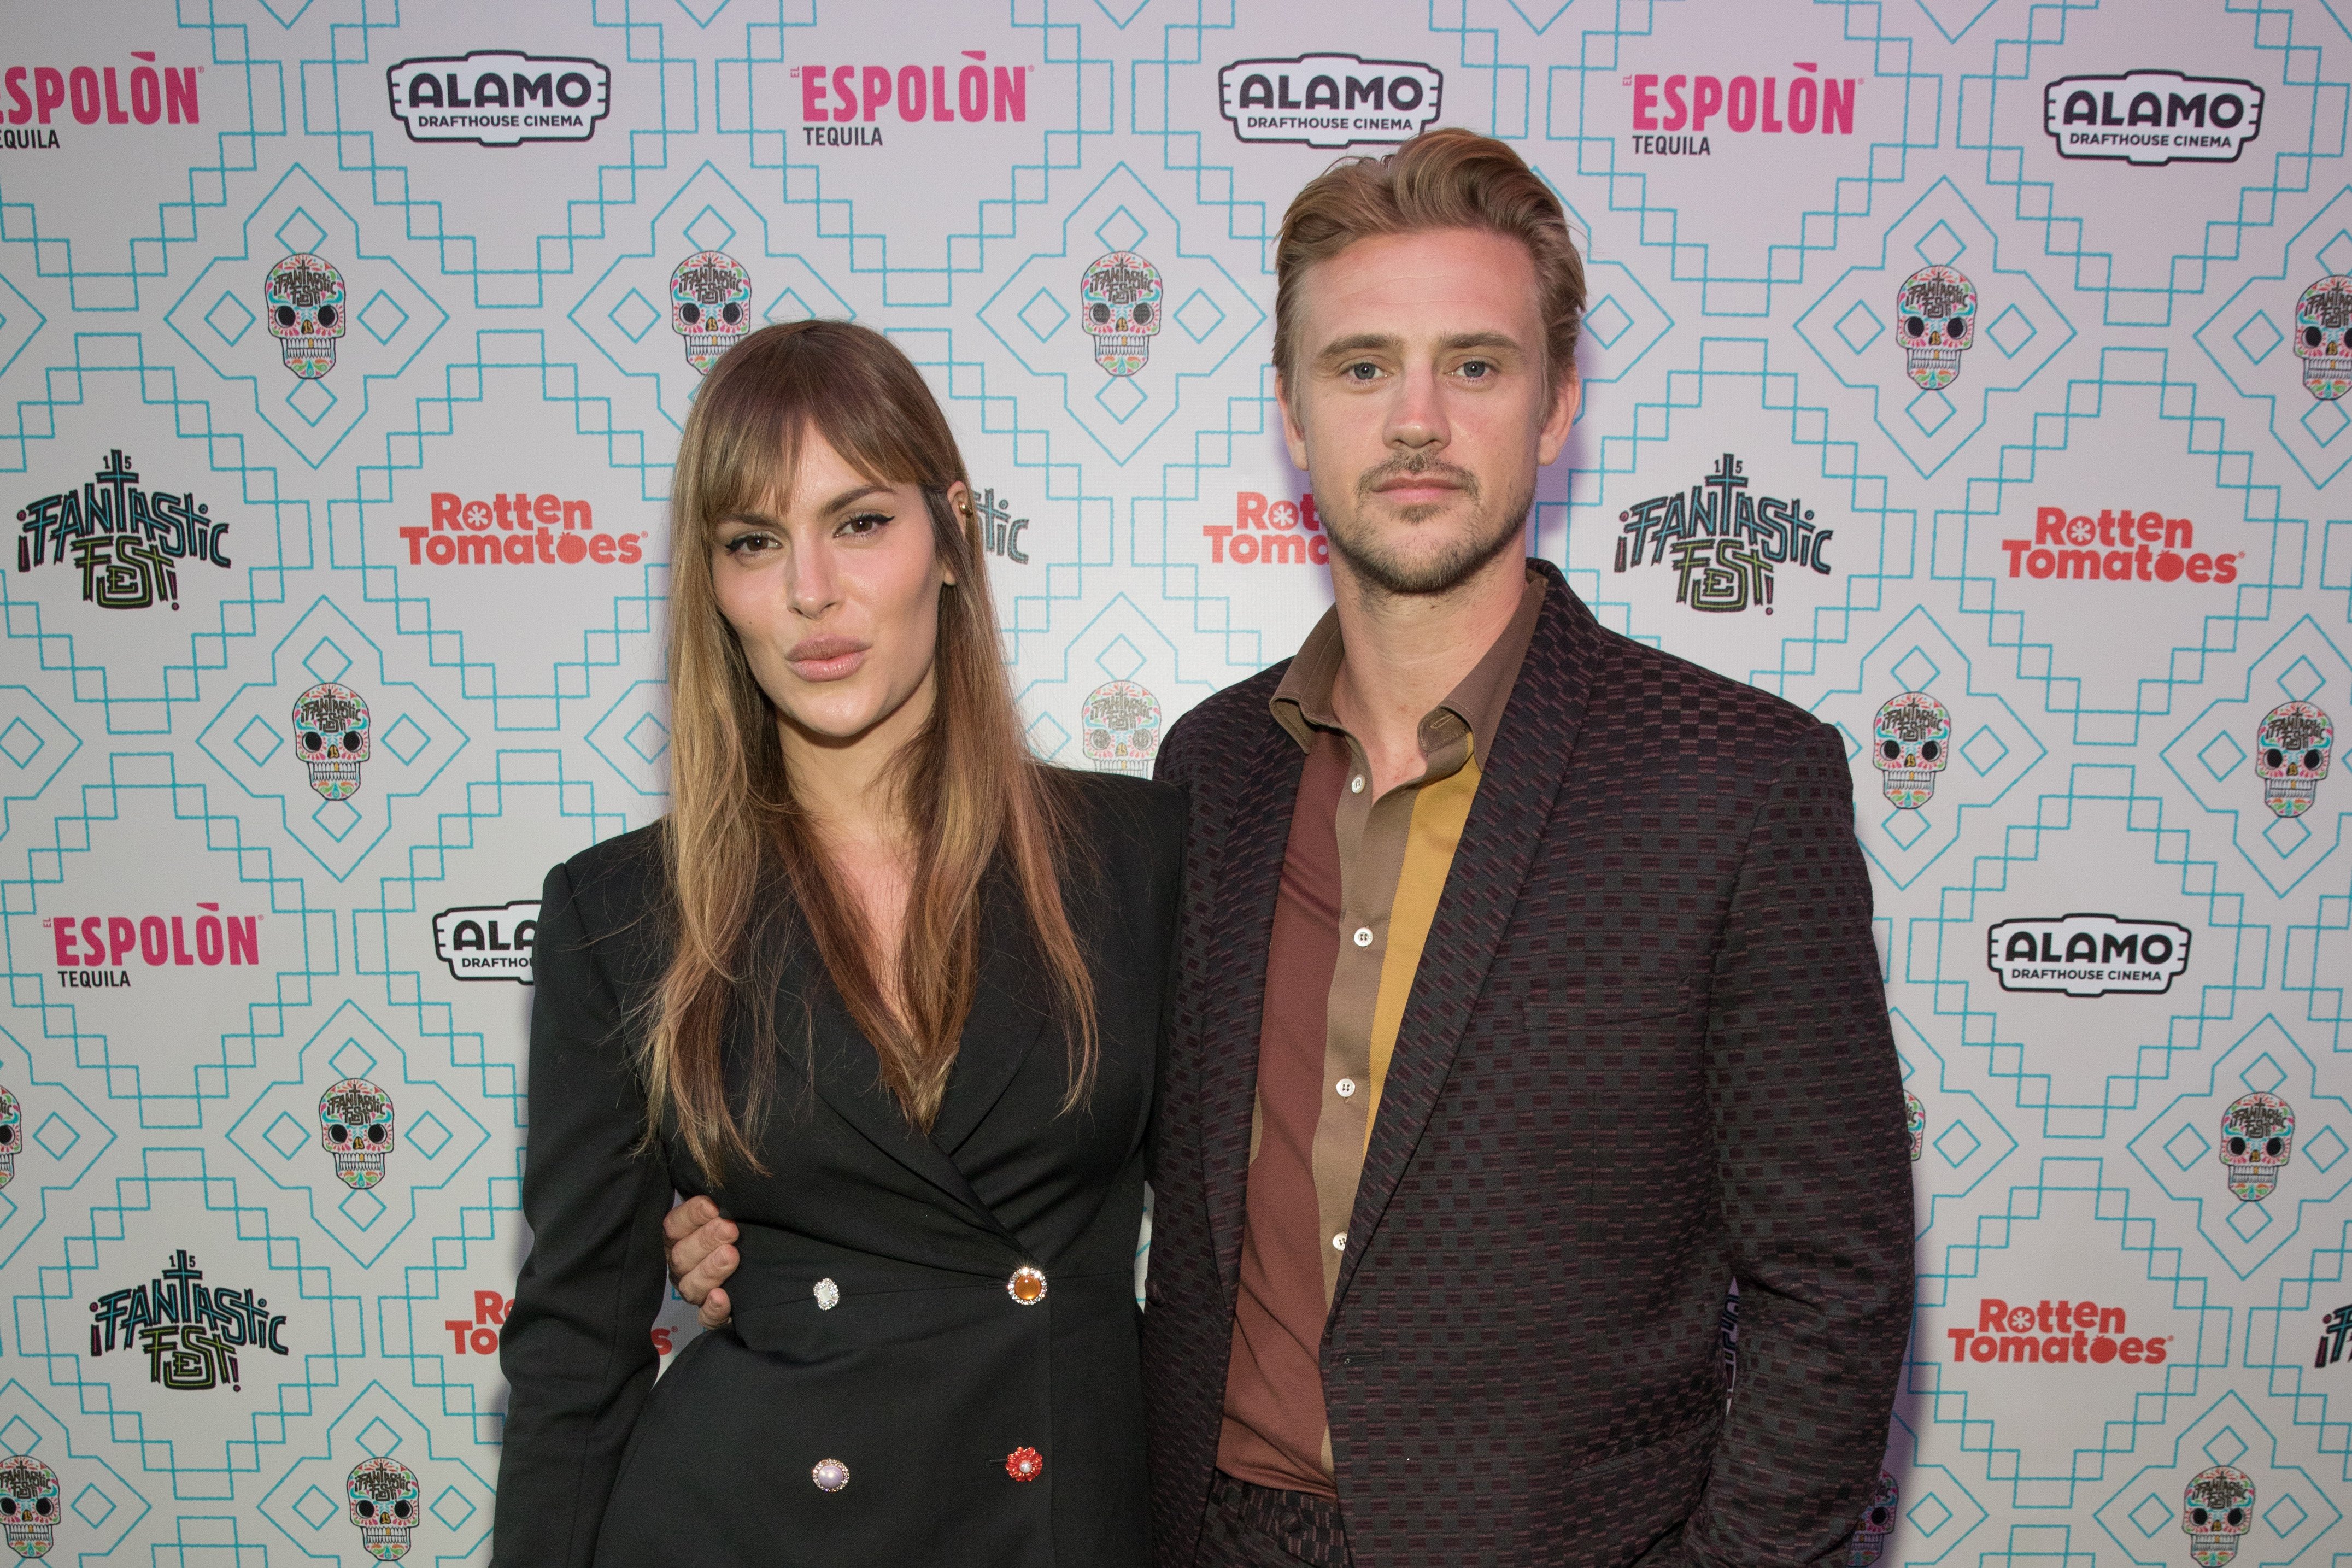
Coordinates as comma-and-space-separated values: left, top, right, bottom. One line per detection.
661, 1196, 741, 1330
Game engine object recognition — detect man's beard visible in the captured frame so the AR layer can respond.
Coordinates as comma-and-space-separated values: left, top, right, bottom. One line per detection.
1323, 454, 1533, 598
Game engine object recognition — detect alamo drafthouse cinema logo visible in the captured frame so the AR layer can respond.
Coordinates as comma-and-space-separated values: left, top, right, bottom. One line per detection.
2043, 71, 2262, 165
386, 51, 609, 145
433, 901, 538, 983
1218, 54, 1442, 148
86, 1250, 290, 1391
14, 450, 228, 610
1986, 914, 2191, 996
1612, 453, 1833, 614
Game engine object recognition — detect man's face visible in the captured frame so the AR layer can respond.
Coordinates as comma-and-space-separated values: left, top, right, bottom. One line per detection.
1277, 227, 1579, 598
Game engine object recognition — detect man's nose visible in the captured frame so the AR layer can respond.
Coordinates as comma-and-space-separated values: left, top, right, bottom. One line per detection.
1385, 363, 1450, 449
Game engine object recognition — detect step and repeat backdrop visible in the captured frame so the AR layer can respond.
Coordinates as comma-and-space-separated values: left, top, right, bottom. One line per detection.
0, 0, 2348, 1562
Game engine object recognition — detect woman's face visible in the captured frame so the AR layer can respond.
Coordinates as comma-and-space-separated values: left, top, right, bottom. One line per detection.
710, 430, 961, 750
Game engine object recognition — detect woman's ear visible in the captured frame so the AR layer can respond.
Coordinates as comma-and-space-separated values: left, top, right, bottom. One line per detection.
941, 480, 972, 588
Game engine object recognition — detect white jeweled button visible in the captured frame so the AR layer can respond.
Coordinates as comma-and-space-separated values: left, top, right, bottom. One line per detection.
813, 1277, 840, 1311
812, 1458, 849, 1493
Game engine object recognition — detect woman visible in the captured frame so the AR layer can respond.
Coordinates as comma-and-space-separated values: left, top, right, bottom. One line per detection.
491, 320, 1182, 1567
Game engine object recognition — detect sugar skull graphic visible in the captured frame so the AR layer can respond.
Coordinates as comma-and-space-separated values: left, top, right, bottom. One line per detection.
0, 1085, 19, 1190
1905, 1091, 1925, 1162
2218, 1091, 2294, 1202
292, 683, 371, 801
1080, 252, 1163, 377
2253, 701, 2331, 819
1896, 266, 1976, 390
670, 250, 753, 374
2181, 1465, 2255, 1568
348, 1458, 420, 1561
1848, 1469, 1899, 1567
320, 1079, 396, 1190
0, 1457, 57, 1560
265, 253, 347, 380
1081, 680, 1162, 775
1870, 692, 1951, 809
2293, 275, 2352, 400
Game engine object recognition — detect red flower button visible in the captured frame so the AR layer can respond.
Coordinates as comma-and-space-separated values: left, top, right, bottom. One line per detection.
1005, 1446, 1043, 1483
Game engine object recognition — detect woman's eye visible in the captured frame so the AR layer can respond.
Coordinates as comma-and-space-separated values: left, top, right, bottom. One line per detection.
837, 511, 890, 537
722, 531, 778, 556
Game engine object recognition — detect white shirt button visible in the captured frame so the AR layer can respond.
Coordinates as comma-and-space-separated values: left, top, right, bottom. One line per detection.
1335, 1078, 1357, 1098
1332, 1232, 1348, 1251
1350, 774, 1365, 794
1352, 927, 1373, 948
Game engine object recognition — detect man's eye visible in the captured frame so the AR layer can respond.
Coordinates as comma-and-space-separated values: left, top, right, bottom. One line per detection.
838, 511, 890, 537
1344, 362, 1381, 382
1458, 359, 1494, 379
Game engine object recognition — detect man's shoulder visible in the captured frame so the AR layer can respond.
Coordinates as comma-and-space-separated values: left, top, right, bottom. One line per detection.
1157, 660, 1293, 789
1574, 617, 1830, 763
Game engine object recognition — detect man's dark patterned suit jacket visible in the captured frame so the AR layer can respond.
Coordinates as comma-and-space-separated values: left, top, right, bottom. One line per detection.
1142, 560, 1915, 1567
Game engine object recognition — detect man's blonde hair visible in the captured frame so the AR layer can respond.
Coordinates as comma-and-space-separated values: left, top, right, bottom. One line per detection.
1274, 127, 1587, 389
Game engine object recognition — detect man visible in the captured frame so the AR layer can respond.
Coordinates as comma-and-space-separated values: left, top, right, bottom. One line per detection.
659, 127, 1913, 1566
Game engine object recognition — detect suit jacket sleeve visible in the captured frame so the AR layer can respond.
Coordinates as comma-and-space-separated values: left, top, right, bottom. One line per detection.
1678, 722, 1915, 1568
492, 860, 675, 1568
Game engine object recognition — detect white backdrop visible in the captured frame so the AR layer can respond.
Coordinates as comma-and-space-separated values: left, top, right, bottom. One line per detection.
0, 2, 2346, 1564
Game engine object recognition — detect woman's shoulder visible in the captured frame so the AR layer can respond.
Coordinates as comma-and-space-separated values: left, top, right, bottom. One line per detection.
1048, 767, 1186, 855
543, 820, 668, 938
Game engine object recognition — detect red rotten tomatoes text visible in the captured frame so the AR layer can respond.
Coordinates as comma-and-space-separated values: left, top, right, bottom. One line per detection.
1946, 1297, 2169, 1365
398, 492, 644, 568
445, 1290, 676, 1358
1205, 491, 1332, 566
2001, 507, 2240, 584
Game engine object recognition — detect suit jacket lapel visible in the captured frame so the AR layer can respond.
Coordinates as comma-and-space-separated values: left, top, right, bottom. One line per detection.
789, 941, 1031, 1252
930, 882, 1049, 1158
1332, 570, 1595, 1311
1199, 725, 1307, 1307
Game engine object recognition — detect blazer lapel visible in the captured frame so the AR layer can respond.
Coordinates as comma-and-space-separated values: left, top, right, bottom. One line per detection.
1198, 722, 1308, 1307
789, 944, 1031, 1252
1332, 569, 1596, 1311
929, 883, 1049, 1158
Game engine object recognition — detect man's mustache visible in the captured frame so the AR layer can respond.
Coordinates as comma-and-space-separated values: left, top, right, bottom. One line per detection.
1356, 455, 1481, 501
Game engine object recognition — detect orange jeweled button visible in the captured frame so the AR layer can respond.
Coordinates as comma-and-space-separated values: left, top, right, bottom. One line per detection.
1006, 1265, 1047, 1306
1006, 1446, 1043, 1482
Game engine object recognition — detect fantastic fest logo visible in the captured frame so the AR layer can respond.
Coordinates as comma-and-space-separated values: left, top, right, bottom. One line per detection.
1621, 61, 1861, 157
385, 51, 610, 145
789, 50, 1030, 147
13, 450, 229, 612
1, 50, 202, 151
85, 1249, 290, 1392
1217, 54, 1443, 148
1985, 914, 2191, 996
1611, 453, 1833, 614
41, 902, 263, 990
2255, 701, 2331, 819
395, 491, 646, 569
672, 251, 750, 375
432, 901, 538, 983
264, 253, 345, 381
1998, 505, 2242, 587
2042, 71, 2262, 166
1080, 252, 1163, 378
0, 1454, 60, 1559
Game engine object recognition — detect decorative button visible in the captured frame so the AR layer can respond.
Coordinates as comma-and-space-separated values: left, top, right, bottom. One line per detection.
1332, 1232, 1347, 1251
1335, 1078, 1357, 1098
1006, 1446, 1044, 1482
1352, 927, 1373, 948
1007, 1265, 1048, 1306
812, 1458, 849, 1493
813, 1277, 840, 1311
1350, 774, 1365, 794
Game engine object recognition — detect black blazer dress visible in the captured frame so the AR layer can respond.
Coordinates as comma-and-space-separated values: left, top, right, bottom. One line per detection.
490, 773, 1184, 1568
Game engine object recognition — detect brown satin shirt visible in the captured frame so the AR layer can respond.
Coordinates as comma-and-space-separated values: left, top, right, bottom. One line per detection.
1215, 571, 1547, 1497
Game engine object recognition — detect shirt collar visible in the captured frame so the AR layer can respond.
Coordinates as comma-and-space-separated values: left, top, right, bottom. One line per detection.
1269, 566, 1547, 765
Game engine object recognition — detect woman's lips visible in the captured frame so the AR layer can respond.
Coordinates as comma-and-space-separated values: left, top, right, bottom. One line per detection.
785, 637, 869, 682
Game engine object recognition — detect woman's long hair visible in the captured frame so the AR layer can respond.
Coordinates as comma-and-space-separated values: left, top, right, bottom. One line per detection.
647, 319, 1095, 1176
